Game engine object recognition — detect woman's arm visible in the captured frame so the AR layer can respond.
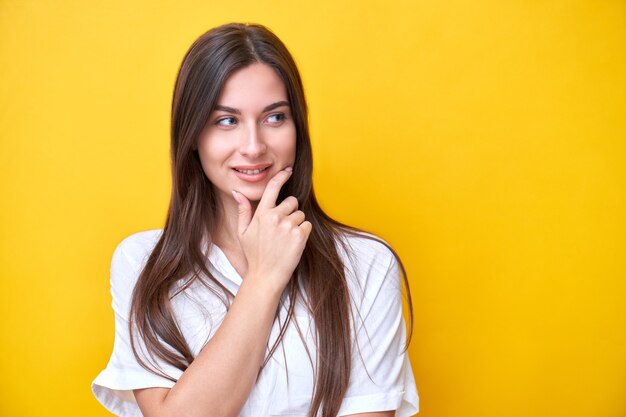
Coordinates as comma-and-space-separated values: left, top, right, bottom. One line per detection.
134, 169, 312, 417
134, 276, 282, 417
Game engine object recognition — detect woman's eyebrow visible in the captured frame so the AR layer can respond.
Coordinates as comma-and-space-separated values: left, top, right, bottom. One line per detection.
213, 105, 240, 114
262, 101, 289, 112
213, 101, 289, 115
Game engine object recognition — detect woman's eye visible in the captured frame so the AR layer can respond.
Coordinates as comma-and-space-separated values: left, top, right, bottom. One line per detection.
216, 117, 237, 127
266, 113, 285, 124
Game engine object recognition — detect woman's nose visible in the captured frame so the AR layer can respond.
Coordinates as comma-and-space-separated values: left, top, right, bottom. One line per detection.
239, 123, 267, 158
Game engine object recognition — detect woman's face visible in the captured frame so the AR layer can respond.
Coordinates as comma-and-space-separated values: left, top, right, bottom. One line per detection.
198, 63, 296, 206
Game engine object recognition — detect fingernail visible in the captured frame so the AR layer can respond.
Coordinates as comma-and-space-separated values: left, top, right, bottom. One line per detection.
231, 190, 241, 204
285, 167, 293, 173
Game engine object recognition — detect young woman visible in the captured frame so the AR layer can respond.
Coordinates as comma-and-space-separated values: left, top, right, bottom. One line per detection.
92, 23, 419, 417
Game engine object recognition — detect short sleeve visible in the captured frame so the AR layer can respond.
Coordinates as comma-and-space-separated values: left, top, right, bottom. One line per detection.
92, 230, 182, 417
338, 237, 419, 417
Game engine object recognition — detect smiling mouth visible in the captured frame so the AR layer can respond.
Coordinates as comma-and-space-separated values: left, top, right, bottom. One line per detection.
233, 167, 270, 175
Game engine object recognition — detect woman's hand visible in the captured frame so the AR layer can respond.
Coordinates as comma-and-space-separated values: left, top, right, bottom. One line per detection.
135, 169, 311, 417
232, 167, 312, 292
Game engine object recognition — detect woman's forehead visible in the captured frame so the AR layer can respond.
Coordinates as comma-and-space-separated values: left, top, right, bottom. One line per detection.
215, 63, 288, 112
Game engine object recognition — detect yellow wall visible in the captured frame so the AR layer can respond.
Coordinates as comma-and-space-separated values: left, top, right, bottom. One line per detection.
1, 1, 624, 416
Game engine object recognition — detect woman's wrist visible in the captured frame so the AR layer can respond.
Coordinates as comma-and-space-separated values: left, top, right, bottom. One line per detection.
241, 270, 290, 301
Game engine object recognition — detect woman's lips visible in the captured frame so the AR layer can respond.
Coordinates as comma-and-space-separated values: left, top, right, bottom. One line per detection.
232, 165, 271, 182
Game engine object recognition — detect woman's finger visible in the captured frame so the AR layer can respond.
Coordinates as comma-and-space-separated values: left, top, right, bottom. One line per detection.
257, 168, 292, 210
275, 196, 299, 216
299, 220, 313, 236
232, 190, 253, 235
287, 210, 306, 226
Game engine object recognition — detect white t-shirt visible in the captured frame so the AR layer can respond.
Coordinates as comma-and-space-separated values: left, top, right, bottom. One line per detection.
92, 229, 419, 416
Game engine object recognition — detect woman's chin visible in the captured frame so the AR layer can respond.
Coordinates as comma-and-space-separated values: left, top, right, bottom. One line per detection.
238, 188, 264, 203
227, 180, 273, 204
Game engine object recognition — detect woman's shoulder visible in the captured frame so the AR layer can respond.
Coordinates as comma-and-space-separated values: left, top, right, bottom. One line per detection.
336, 230, 399, 282
112, 229, 163, 262
336, 230, 403, 309
109, 229, 163, 291
338, 230, 396, 264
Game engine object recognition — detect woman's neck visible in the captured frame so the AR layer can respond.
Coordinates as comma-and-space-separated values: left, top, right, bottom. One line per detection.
212, 197, 238, 249
211, 195, 259, 277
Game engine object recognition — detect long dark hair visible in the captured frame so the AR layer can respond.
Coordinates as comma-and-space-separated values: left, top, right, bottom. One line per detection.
129, 23, 412, 417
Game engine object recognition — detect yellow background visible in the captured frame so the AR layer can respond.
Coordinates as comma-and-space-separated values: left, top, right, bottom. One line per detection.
1, 1, 625, 416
